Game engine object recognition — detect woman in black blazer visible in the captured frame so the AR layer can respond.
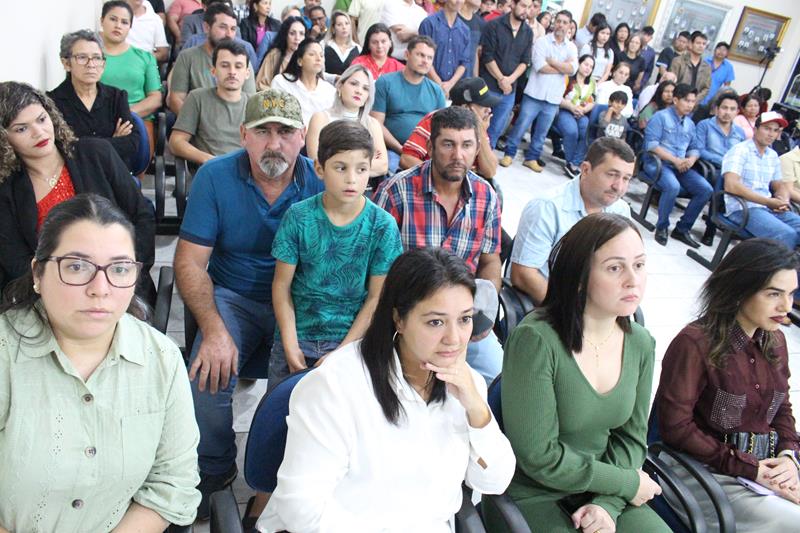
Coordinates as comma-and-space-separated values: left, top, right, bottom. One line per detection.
0, 81, 155, 303
240, 0, 281, 51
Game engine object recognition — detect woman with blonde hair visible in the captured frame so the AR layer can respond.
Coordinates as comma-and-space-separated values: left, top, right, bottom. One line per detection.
324, 10, 360, 75
306, 63, 388, 176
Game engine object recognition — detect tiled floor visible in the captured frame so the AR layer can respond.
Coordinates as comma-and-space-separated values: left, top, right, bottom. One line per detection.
147, 145, 800, 531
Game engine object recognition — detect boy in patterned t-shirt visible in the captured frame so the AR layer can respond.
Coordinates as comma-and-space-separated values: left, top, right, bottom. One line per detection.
268, 120, 403, 387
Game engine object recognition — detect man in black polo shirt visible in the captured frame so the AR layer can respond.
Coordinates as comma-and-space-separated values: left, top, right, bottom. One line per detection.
479, 0, 533, 148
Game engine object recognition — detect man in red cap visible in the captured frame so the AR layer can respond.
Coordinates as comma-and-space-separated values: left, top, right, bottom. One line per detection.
722, 111, 800, 250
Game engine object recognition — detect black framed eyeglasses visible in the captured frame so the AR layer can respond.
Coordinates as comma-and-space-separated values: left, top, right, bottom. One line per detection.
46, 256, 142, 288
71, 54, 106, 66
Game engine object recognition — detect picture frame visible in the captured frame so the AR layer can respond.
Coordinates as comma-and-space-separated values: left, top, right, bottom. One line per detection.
729, 7, 790, 65
655, 0, 730, 53
579, 0, 663, 31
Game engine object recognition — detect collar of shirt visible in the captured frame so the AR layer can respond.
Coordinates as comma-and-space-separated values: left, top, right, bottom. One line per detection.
706, 56, 728, 73
564, 177, 588, 215
390, 350, 426, 403
729, 321, 767, 353
15, 305, 145, 366
709, 118, 739, 138
236, 150, 306, 191
667, 105, 689, 127
420, 160, 474, 202
54, 79, 112, 113
743, 138, 774, 160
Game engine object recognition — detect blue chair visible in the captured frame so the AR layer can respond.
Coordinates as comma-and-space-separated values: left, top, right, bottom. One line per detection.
129, 113, 152, 177
647, 406, 735, 533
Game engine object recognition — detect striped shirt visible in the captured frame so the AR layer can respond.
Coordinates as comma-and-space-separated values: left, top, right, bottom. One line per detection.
401, 111, 489, 171
374, 161, 501, 272
721, 139, 782, 214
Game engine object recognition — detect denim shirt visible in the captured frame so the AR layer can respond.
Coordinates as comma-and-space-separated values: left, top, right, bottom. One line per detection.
645, 106, 699, 159
694, 117, 747, 167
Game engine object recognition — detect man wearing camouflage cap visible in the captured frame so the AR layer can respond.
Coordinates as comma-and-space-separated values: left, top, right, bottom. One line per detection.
174, 88, 324, 518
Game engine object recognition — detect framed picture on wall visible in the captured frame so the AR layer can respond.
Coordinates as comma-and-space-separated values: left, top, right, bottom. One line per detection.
579, 0, 663, 32
729, 7, 790, 65
655, 0, 730, 53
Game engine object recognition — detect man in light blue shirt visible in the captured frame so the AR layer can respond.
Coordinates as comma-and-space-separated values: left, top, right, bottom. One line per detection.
499, 9, 577, 172
694, 92, 747, 168
510, 138, 634, 303
644, 83, 712, 248
702, 42, 736, 106
722, 111, 800, 250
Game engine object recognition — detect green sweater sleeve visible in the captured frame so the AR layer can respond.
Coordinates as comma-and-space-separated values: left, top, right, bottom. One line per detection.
592, 325, 655, 521
502, 319, 640, 498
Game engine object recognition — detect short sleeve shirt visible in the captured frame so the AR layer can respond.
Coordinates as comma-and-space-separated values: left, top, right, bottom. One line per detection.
373, 161, 501, 272
373, 72, 446, 145
170, 46, 257, 95
721, 139, 782, 214
101, 46, 162, 107
348, 0, 387, 46
381, 0, 428, 59
271, 194, 403, 341
511, 178, 630, 278
179, 150, 325, 303
127, 0, 168, 52
173, 88, 247, 156
703, 57, 736, 105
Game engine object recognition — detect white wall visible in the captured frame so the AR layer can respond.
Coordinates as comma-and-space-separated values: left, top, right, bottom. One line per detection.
564, 0, 798, 100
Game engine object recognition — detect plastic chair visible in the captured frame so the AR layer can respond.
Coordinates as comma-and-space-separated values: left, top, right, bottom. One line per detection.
496, 279, 534, 345
152, 266, 174, 334
129, 113, 152, 176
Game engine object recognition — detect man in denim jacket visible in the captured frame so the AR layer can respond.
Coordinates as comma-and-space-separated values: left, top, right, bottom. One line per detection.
694, 92, 747, 169
644, 83, 713, 247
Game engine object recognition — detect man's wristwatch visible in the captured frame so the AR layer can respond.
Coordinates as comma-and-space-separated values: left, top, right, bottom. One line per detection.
778, 449, 800, 471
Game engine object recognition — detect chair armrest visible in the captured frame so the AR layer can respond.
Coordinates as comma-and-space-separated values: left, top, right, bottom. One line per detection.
209, 487, 244, 533
649, 442, 736, 533
636, 149, 662, 186
175, 157, 190, 217
711, 190, 749, 233
153, 266, 174, 334
156, 111, 167, 157
643, 452, 707, 533
154, 155, 167, 221
455, 484, 487, 533
481, 493, 532, 533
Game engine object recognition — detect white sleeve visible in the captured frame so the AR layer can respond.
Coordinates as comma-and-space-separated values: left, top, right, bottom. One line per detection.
154, 18, 169, 48
463, 370, 516, 495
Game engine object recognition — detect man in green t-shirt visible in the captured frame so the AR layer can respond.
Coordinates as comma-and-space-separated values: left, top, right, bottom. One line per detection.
169, 40, 250, 166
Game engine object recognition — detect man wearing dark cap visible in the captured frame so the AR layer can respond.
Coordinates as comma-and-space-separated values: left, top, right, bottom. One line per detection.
399, 77, 500, 180
174, 88, 324, 518
722, 111, 800, 250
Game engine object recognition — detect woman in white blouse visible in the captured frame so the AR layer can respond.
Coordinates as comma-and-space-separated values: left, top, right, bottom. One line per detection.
580, 21, 613, 82
271, 38, 337, 127
257, 248, 516, 532
596, 62, 634, 119
324, 10, 360, 76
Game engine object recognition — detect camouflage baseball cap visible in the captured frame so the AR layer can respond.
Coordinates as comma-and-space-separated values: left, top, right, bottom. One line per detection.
243, 89, 304, 130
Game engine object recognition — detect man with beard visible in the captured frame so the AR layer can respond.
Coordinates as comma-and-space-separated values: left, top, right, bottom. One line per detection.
167, 2, 257, 114
169, 40, 251, 166
374, 106, 503, 385
174, 88, 324, 519
510, 137, 634, 305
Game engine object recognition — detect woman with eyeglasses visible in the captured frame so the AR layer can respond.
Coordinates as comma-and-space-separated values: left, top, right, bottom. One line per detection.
0, 194, 200, 533
0, 82, 155, 304
48, 29, 141, 173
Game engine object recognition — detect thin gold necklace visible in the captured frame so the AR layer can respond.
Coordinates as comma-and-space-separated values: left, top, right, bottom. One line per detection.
583, 327, 617, 368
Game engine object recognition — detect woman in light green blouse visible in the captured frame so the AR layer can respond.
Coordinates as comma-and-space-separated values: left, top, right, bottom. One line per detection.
484, 213, 669, 533
0, 194, 200, 533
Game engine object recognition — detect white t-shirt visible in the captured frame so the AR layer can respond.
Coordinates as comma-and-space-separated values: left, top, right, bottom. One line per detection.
127, 0, 168, 53
596, 80, 634, 118
580, 43, 613, 81
271, 75, 337, 127
381, 0, 427, 60
256, 341, 515, 533
349, 0, 387, 47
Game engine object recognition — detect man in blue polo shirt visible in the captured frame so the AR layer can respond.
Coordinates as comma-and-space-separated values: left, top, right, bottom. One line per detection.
702, 42, 735, 107
174, 88, 324, 518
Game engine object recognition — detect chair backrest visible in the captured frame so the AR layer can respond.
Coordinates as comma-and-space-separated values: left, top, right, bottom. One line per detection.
152, 266, 174, 334
129, 112, 152, 176
487, 374, 503, 432
243, 368, 315, 492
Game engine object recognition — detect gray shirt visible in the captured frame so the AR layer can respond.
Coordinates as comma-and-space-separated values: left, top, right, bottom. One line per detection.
173, 87, 247, 157
524, 33, 578, 104
170, 46, 257, 95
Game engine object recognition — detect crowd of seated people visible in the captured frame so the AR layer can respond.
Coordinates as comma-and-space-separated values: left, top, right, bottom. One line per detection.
2, 2, 800, 533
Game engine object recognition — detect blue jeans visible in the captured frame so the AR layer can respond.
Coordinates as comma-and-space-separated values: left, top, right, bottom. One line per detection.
554, 109, 589, 166
728, 207, 800, 250
487, 90, 516, 149
267, 338, 341, 392
467, 331, 503, 385
504, 95, 559, 161
189, 285, 276, 476
646, 162, 713, 232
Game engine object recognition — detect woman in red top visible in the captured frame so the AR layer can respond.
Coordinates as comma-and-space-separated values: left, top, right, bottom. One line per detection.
0, 82, 155, 303
351, 23, 404, 81
656, 238, 800, 532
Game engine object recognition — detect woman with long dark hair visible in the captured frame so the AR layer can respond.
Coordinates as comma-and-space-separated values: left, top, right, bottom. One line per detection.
351, 23, 404, 81
271, 38, 336, 126
240, 0, 281, 52
656, 239, 800, 532
610, 22, 630, 58
0, 194, 199, 532
555, 54, 596, 178
256, 15, 306, 89
580, 21, 613, 82
485, 213, 669, 533
617, 33, 646, 95
257, 247, 515, 531
0, 82, 155, 303
734, 93, 762, 140
637, 79, 675, 129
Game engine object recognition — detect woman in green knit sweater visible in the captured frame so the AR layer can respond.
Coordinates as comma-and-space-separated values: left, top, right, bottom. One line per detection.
485, 213, 670, 533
